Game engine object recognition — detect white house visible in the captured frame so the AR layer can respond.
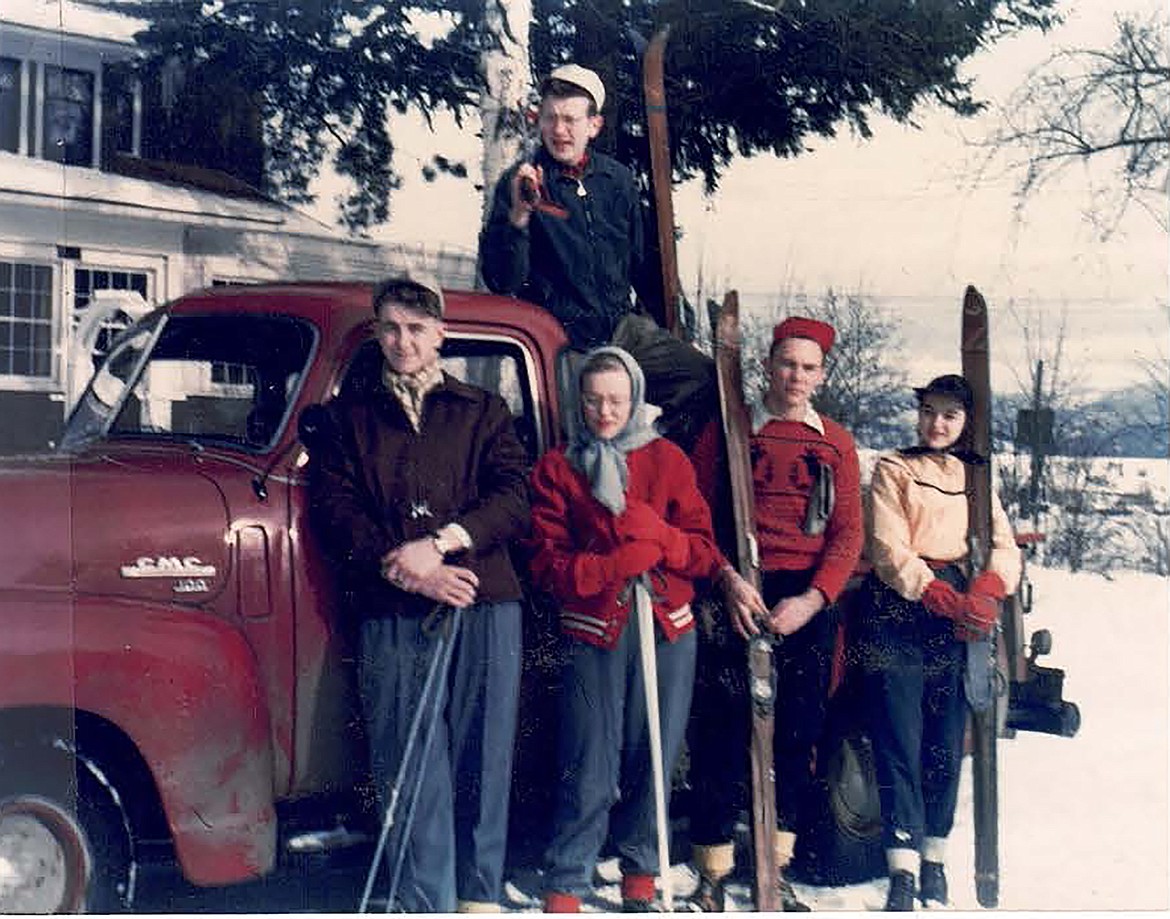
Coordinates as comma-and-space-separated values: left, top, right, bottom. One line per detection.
0, 1, 476, 454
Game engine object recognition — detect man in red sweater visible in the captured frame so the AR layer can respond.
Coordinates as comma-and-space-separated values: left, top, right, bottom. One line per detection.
687, 316, 864, 911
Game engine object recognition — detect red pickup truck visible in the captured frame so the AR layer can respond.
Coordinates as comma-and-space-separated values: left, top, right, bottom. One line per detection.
0, 281, 1076, 911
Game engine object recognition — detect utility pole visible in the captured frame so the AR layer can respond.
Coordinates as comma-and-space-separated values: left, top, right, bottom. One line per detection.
1029, 360, 1044, 532
1016, 359, 1053, 534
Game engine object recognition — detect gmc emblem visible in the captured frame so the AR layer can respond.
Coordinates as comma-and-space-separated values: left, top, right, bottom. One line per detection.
120, 556, 218, 579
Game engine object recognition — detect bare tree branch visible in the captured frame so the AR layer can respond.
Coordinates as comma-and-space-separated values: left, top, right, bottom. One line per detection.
977, 9, 1170, 234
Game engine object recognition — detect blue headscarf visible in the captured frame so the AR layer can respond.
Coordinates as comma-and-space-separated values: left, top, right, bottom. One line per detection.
566, 346, 662, 514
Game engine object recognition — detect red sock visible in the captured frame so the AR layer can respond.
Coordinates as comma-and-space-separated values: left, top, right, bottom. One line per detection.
621, 873, 656, 903
543, 891, 581, 913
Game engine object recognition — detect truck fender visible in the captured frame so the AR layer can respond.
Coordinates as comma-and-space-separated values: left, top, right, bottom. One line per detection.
0, 594, 277, 886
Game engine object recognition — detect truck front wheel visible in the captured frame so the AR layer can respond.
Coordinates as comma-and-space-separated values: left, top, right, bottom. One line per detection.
0, 745, 135, 912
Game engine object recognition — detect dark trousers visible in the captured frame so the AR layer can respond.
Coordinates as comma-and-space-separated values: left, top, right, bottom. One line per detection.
544, 615, 697, 896
859, 571, 968, 853
688, 568, 835, 845
358, 601, 522, 912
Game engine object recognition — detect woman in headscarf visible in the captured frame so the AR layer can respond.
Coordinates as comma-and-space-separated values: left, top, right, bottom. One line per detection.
529, 346, 726, 913
860, 375, 1021, 910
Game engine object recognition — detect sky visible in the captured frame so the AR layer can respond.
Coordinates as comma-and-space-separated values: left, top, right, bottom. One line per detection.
311, 0, 1169, 397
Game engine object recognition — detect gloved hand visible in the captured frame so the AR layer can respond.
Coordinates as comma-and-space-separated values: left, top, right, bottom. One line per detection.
571, 540, 663, 597
614, 499, 662, 541
610, 539, 664, 580
954, 592, 999, 639
615, 500, 689, 569
954, 571, 1006, 640
968, 570, 1007, 601
923, 574, 1004, 640
921, 579, 965, 620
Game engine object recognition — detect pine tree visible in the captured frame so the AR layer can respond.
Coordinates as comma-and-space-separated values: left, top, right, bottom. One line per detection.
91, 0, 1060, 230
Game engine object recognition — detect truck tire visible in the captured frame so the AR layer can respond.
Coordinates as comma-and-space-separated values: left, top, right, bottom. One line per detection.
0, 743, 135, 913
791, 728, 886, 887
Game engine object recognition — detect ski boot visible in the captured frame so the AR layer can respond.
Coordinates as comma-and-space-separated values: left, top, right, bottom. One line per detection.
885, 871, 916, 911
918, 861, 948, 908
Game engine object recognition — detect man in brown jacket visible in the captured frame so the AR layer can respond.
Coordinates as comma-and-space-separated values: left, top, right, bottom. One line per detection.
308, 269, 530, 913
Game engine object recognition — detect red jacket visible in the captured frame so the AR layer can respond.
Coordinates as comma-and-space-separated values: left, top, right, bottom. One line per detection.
529, 437, 723, 649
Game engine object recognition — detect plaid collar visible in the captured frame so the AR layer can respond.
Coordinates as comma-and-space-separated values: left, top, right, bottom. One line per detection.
383, 362, 444, 432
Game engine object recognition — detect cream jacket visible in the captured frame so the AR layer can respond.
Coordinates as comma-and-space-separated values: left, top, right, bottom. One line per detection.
867, 451, 1022, 602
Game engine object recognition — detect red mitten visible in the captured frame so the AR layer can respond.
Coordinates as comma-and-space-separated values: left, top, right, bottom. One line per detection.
616, 500, 689, 569
920, 579, 964, 620
659, 526, 690, 570
968, 570, 1007, 601
956, 591, 999, 639
611, 539, 663, 580
614, 500, 663, 541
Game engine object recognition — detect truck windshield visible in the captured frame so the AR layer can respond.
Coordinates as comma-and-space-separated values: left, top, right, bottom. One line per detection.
59, 313, 316, 453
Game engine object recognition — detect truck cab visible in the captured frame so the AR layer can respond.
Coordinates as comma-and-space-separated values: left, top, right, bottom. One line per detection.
0, 282, 568, 912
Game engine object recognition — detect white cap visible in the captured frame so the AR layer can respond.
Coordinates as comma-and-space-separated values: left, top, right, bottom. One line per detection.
544, 63, 606, 111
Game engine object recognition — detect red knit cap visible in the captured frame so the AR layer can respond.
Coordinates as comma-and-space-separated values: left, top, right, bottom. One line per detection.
772, 316, 835, 355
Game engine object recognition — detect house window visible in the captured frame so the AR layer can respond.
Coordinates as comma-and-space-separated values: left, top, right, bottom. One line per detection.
208, 279, 257, 384
211, 362, 252, 386
0, 261, 54, 378
101, 63, 136, 161
0, 57, 20, 154
74, 267, 150, 313
73, 267, 151, 364
43, 65, 94, 166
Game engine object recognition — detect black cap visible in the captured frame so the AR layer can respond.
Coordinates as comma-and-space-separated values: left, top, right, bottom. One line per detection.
914, 374, 973, 412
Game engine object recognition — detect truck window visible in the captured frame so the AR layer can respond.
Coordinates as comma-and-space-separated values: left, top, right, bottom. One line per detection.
339, 336, 542, 460
62, 314, 316, 452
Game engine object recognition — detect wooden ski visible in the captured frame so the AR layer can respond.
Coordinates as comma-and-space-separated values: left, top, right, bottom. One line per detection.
960, 285, 1000, 908
641, 26, 683, 338
714, 290, 779, 911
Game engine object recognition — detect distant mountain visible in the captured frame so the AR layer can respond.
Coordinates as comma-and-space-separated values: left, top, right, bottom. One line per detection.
993, 387, 1168, 459
1081, 388, 1168, 458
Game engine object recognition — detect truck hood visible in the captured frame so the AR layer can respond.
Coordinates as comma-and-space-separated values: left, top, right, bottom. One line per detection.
0, 455, 75, 590
0, 451, 231, 601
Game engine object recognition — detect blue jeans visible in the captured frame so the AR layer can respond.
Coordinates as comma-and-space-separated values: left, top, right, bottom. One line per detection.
544, 616, 697, 896
860, 571, 967, 852
359, 601, 522, 911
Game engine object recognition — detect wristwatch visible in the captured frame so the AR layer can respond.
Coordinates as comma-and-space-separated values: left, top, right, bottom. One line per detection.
432, 529, 459, 557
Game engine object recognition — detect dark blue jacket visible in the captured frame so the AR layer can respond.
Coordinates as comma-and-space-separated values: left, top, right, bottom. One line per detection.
480, 148, 649, 350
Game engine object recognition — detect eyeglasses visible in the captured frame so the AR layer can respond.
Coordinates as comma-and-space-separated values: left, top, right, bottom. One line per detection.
539, 112, 590, 130
582, 394, 630, 413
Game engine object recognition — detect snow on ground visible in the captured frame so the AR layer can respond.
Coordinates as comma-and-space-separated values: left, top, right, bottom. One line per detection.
957, 566, 1169, 911
507, 567, 1169, 912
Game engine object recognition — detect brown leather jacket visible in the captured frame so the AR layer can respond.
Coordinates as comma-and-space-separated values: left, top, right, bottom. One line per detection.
308, 369, 530, 620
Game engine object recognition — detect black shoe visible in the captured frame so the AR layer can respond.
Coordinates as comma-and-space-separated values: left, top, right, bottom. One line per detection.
778, 872, 810, 912
885, 871, 916, 911
918, 861, 948, 907
687, 876, 725, 913
622, 898, 654, 913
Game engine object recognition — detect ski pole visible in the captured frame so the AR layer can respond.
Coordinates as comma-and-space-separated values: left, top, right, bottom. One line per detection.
359, 607, 456, 913
384, 615, 458, 912
633, 577, 672, 912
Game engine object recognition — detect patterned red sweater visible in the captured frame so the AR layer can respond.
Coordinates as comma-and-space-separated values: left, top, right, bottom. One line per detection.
529, 437, 724, 649
692, 411, 863, 604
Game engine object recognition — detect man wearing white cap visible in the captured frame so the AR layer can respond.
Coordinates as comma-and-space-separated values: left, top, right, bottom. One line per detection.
481, 64, 650, 351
